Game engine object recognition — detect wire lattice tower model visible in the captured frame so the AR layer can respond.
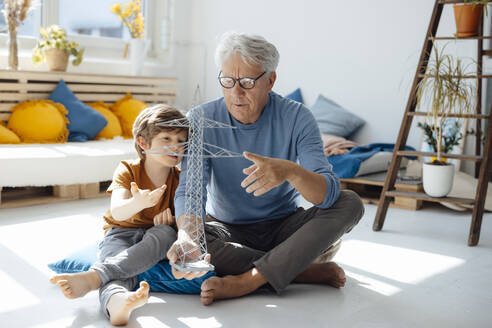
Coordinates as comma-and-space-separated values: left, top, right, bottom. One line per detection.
147, 90, 241, 271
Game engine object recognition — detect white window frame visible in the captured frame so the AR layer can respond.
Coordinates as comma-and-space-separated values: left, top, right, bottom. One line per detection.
0, 0, 173, 68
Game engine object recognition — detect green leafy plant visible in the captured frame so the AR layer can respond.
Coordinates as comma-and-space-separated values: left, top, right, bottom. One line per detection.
418, 120, 462, 155
32, 25, 84, 66
415, 43, 476, 164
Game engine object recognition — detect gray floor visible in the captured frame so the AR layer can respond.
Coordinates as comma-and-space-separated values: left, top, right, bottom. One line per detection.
0, 197, 491, 328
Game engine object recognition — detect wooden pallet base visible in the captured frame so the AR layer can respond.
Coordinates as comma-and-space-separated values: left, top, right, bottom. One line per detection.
341, 173, 424, 210
0, 181, 111, 209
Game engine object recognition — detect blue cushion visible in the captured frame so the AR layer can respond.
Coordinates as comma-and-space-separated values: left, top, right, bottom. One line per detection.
48, 243, 214, 294
310, 94, 365, 138
49, 80, 107, 141
285, 88, 304, 104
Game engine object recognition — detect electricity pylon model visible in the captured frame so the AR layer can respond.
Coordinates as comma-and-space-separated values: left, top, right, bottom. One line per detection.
145, 102, 242, 272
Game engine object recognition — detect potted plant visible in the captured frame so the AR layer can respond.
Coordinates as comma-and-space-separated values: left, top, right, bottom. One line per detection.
32, 25, 84, 71
454, 0, 490, 37
416, 44, 476, 197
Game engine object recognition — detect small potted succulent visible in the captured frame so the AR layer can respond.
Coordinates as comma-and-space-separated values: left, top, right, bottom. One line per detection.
416, 44, 476, 197
32, 25, 84, 71
454, 0, 490, 37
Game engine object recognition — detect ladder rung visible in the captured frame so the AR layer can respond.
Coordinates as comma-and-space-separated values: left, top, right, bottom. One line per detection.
385, 190, 475, 205
439, 0, 469, 4
418, 74, 492, 79
408, 112, 489, 119
397, 150, 483, 162
430, 36, 492, 40
484, 50, 492, 57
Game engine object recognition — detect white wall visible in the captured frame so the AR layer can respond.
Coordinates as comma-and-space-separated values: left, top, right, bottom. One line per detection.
2, 0, 489, 159
177, 0, 490, 151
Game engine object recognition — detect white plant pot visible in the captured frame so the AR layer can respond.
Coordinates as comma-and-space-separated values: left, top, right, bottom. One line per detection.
422, 162, 455, 197
129, 38, 149, 76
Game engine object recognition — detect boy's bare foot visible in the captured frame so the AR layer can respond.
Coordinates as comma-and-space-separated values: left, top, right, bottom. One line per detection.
294, 262, 346, 288
50, 269, 102, 299
107, 281, 150, 326
200, 268, 266, 306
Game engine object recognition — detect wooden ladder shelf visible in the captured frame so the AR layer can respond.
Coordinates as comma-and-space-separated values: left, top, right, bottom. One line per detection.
373, 0, 492, 246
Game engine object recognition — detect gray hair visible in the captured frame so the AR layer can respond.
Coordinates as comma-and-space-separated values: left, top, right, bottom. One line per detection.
214, 31, 279, 73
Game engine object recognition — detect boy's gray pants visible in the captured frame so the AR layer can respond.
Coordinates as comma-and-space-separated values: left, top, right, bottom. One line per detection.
92, 225, 176, 318
205, 190, 364, 293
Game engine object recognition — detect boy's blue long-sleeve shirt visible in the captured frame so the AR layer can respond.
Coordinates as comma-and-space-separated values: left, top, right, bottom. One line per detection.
174, 91, 340, 224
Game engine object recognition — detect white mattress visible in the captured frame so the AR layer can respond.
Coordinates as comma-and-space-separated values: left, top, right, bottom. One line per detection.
0, 138, 137, 187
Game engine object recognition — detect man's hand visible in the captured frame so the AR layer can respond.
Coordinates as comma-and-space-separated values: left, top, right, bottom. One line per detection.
167, 230, 211, 280
153, 208, 175, 226
130, 182, 166, 209
241, 151, 295, 196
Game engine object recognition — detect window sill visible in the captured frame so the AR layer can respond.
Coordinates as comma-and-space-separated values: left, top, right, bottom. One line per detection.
0, 48, 172, 76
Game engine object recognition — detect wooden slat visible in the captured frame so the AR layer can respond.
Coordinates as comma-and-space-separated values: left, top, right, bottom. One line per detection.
0, 70, 177, 86
76, 94, 175, 102
0, 93, 175, 102
0, 83, 177, 95
397, 150, 482, 161
340, 177, 421, 191
0, 103, 16, 110
418, 74, 492, 79
68, 85, 176, 95
431, 36, 492, 40
385, 190, 475, 205
408, 112, 489, 119
439, 0, 468, 4
484, 50, 492, 56
0, 113, 11, 121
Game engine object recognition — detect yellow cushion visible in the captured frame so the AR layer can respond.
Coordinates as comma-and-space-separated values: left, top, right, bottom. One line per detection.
0, 123, 21, 144
7, 100, 69, 143
88, 102, 123, 140
111, 93, 147, 138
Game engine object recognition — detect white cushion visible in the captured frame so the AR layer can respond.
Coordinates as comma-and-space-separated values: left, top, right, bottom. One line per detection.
356, 151, 408, 177
0, 138, 137, 187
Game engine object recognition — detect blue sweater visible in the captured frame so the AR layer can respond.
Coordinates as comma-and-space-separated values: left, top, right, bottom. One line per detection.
174, 92, 340, 224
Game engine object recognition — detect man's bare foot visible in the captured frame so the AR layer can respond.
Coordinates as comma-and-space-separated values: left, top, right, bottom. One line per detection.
200, 268, 266, 306
107, 281, 150, 326
295, 262, 346, 288
50, 269, 102, 299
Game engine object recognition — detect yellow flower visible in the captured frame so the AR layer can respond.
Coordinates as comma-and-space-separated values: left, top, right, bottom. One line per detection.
122, 7, 131, 18
110, 3, 121, 14
110, 0, 146, 39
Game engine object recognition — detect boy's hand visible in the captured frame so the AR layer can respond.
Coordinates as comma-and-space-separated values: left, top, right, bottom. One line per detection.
130, 182, 166, 209
153, 208, 175, 226
167, 230, 210, 280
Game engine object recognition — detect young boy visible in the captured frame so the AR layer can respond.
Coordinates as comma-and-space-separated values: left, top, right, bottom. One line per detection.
50, 104, 188, 326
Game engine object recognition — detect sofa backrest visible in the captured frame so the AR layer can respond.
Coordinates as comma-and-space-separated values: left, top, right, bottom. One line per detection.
0, 69, 177, 124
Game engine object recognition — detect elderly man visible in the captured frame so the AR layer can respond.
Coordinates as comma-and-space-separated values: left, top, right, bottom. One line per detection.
167, 31, 364, 305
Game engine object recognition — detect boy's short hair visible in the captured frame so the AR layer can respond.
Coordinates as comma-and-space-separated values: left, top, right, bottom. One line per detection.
132, 104, 188, 159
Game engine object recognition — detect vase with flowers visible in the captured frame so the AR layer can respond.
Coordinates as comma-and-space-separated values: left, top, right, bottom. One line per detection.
1, 0, 36, 70
111, 0, 146, 75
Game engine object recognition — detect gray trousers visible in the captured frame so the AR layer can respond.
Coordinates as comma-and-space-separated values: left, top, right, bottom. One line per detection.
92, 225, 176, 317
205, 190, 364, 293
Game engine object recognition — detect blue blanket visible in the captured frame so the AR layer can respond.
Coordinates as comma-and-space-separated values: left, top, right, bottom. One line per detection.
327, 143, 416, 179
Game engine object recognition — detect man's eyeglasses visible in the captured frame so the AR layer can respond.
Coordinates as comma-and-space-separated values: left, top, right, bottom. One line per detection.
218, 71, 266, 90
